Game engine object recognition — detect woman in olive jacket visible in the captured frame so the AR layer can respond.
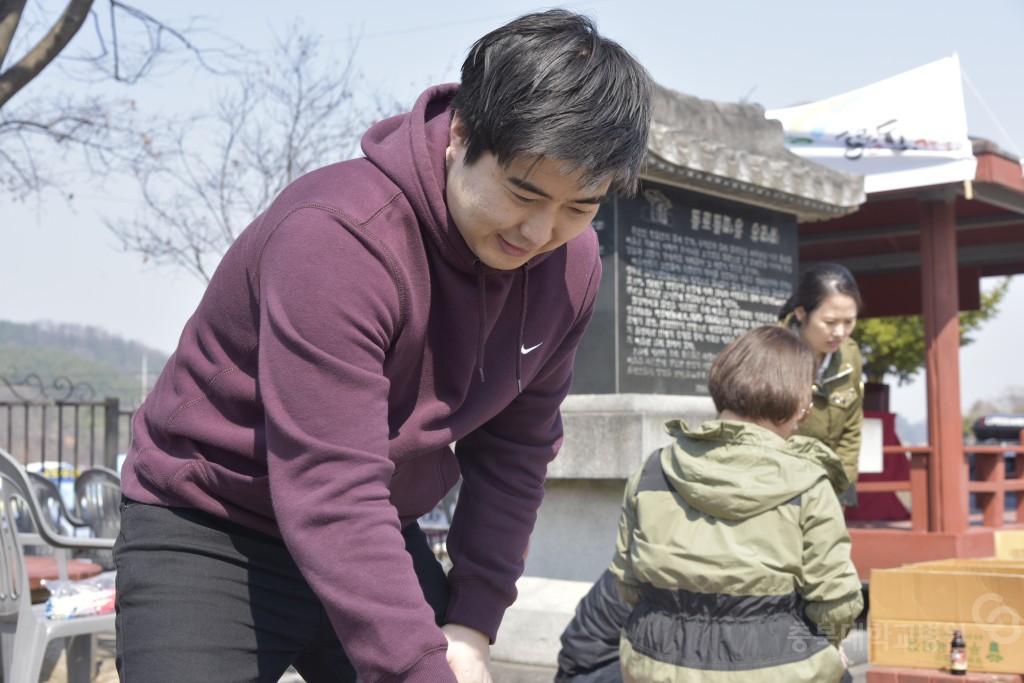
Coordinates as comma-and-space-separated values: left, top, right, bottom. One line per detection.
779, 263, 865, 507
611, 327, 863, 683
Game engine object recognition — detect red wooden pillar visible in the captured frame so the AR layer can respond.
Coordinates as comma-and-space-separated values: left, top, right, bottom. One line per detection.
919, 191, 968, 533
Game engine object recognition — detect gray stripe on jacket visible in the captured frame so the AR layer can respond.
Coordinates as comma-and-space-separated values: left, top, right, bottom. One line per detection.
624, 585, 831, 671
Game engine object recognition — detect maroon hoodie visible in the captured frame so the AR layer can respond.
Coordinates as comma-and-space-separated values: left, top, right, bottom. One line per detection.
120, 84, 602, 681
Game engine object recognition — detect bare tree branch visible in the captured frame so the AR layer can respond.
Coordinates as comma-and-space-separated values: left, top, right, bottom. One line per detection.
0, 95, 157, 199
78, 1, 231, 83
0, 1, 236, 202
107, 28, 401, 282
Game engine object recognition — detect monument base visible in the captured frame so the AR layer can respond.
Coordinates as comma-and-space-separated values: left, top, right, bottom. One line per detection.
491, 576, 592, 669
495, 394, 714, 669
525, 393, 715, 582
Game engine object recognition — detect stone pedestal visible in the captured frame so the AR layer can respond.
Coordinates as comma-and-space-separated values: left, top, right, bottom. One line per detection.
523, 393, 715, 582
494, 393, 714, 667
489, 576, 592, 668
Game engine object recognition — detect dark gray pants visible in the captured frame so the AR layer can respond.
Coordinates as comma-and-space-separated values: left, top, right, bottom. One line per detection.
114, 498, 449, 682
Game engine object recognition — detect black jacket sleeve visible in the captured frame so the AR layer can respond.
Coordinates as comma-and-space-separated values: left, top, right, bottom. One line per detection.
555, 568, 632, 681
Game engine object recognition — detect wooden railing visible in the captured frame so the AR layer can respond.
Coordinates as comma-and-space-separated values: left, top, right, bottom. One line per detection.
857, 446, 933, 531
857, 432, 1024, 533
969, 445, 1024, 527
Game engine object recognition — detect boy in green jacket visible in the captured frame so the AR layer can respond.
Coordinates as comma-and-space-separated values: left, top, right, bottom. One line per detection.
612, 326, 862, 683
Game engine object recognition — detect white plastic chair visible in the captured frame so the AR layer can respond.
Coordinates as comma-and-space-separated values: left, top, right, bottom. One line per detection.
25, 472, 94, 583
28, 471, 89, 535
74, 467, 121, 538
74, 466, 122, 570
0, 447, 115, 683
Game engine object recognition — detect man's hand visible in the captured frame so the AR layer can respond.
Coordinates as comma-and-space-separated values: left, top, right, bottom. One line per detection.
442, 623, 493, 683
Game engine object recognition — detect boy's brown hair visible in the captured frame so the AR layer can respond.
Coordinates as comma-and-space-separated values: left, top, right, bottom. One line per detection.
708, 326, 815, 425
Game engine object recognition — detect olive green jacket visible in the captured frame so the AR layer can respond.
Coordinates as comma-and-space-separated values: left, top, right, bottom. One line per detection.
611, 420, 862, 683
781, 314, 865, 488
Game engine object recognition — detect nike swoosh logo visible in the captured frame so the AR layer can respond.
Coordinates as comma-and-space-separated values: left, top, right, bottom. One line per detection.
520, 342, 543, 355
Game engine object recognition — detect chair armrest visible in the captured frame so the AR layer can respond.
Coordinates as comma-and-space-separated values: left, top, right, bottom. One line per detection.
28, 471, 90, 528
18, 528, 115, 551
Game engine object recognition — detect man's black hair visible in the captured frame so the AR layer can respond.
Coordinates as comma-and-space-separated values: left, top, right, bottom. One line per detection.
452, 9, 653, 196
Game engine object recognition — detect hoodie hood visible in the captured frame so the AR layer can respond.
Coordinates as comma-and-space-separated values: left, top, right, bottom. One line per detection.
361, 83, 470, 272
661, 419, 847, 521
361, 83, 555, 276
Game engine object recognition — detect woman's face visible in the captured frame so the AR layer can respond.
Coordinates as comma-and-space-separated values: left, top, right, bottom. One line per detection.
795, 293, 859, 357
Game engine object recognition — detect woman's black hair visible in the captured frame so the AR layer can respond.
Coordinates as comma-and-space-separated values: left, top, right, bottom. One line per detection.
778, 263, 863, 321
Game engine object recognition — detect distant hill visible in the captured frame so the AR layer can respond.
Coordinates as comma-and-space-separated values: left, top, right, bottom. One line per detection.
0, 320, 169, 410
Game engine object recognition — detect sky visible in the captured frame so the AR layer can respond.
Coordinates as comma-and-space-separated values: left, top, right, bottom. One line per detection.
3, 0, 1023, 429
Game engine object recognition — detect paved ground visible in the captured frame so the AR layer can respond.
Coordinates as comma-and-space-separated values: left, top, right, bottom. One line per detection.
41, 627, 874, 682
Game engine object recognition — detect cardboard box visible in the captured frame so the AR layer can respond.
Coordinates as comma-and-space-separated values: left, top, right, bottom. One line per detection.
870, 563, 1024, 673
995, 530, 1024, 561
903, 559, 1024, 575
869, 620, 1024, 674
871, 567, 1024, 623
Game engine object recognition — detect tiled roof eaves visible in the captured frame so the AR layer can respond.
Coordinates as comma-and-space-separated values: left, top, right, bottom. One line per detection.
646, 85, 866, 222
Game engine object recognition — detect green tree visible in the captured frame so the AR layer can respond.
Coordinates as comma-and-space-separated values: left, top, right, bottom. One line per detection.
852, 277, 1011, 384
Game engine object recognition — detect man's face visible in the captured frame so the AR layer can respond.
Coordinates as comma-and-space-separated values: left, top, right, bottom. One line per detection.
446, 116, 612, 271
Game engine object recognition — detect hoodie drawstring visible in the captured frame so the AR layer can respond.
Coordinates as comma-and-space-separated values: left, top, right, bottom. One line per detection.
516, 265, 529, 394
473, 261, 530, 394
475, 261, 486, 383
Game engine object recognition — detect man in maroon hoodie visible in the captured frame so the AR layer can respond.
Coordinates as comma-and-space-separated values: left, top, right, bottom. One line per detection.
114, 9, 652, 682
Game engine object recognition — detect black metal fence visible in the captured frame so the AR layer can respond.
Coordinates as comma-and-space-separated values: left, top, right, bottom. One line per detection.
0, 373, 133, 473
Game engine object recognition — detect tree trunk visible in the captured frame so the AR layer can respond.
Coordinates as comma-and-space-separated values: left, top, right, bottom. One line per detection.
0, 0, 94, 109
864, 381, 890, 413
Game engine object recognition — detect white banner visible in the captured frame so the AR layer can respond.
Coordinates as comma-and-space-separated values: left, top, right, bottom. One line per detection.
766, 55, 977, 194
859, 417, 883, 474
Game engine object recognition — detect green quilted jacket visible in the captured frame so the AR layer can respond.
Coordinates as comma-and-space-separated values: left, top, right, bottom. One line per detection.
610, 419, 863, 683
780, 314, 865, 488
